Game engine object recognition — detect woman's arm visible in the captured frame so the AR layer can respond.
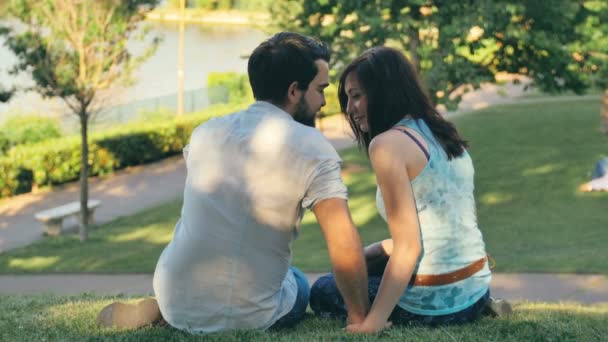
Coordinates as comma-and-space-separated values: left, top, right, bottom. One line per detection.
364, 239, 392, 276
347, 131, 423, 334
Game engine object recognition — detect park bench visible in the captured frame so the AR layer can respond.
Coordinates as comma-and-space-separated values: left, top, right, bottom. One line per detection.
34, 200, 102, 236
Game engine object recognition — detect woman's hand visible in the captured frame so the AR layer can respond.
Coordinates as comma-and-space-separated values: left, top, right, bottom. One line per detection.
346, 320, 392, 334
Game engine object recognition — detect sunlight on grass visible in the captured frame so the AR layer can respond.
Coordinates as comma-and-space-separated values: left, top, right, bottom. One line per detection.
0, 99, 607, 274
348, 197, 379, 226
479, 192, 514, 205
107, 225, 173, 245
522, 164, 561, 176
8, 256, 60, 270
520, 302, 608, 315
1, 295, 606, 341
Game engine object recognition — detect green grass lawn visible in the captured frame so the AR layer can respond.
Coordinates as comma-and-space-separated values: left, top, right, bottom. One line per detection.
0, 295, 606, 341
0, 98, 606, 274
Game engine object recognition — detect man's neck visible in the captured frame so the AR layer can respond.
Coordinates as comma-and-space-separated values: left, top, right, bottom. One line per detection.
261, 100, 293, 117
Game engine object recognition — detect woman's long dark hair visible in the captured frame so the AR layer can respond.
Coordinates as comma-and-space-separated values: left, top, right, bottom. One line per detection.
338, 47, 468, 159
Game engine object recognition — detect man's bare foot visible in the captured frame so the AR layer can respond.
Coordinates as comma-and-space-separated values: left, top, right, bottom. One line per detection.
97, 297, 162, 329
484, 297, 513, 318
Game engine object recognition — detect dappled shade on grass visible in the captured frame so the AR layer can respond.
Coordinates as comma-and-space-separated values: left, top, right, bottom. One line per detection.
0, 99, 606, 274
0, 294, 606, 341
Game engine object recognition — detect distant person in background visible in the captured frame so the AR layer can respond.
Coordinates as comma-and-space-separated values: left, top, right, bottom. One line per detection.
579, 157, 608, 192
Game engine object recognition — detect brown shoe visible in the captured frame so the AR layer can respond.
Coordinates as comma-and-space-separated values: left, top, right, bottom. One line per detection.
97, 297, 162, 329
484, 297, 513, 317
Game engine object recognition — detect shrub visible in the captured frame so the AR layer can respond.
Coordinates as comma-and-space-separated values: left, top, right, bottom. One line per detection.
136, 108, 176, 123
207, 72, 253, 104
0, 115, 62, 152
0, 131, 9, 154
0, 103, 244, 199
192, 0, 215, 10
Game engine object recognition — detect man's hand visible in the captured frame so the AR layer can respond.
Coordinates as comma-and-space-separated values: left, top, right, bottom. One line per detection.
346, 320, 392, 334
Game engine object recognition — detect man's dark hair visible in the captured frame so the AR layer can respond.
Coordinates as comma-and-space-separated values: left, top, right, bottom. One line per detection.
247, 32, 330, 104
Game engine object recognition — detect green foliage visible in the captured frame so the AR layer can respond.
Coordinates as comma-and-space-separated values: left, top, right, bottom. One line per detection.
269, 0, 607, 108
319, 82, 340, 117
207, 71, 253, 104
136, 107, 177, 122
1, 0, 161, 101
571, 0, 608, 90
0, 115, 62, 152
0, 103, 244, 199
0, 159, 33, 198
269, 1, 498, 109
233, 0, 271, 11
0, 0, 163, 239
216, 0, 232, 10
192, 0, 215, 10
483, 0, 588, 94
0, 132, 9, 153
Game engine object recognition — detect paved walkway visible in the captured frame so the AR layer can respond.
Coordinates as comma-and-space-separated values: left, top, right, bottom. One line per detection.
0, 273, 607, 304
0, 81, 605, 304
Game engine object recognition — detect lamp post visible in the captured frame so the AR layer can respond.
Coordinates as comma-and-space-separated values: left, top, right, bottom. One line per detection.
177, 0, 185, 116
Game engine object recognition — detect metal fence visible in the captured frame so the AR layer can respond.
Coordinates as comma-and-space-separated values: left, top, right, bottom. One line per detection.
61, 86, 229, 133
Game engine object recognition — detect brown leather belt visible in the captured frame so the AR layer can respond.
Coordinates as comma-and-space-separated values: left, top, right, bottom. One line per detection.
410, 256, 487, 286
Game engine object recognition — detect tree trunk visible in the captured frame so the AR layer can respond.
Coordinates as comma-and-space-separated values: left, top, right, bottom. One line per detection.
79, 111, 89, 241
601, 89, 608, 135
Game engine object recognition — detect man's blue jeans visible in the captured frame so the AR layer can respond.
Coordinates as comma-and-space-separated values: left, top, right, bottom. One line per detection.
269, 266, 309, 329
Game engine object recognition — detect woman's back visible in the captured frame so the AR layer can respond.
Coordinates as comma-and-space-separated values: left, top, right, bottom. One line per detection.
375, 118, 491, 316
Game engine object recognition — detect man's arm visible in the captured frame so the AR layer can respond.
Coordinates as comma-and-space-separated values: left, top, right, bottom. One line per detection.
312, 198, 370, 324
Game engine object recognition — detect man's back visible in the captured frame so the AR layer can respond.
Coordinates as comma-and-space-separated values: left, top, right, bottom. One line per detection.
153, 101, 346, 333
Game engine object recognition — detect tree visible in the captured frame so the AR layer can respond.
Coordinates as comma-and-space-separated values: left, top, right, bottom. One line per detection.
1, 0, 160, 241
486, 1, 608, 133
269, 0, 606, 122
570, 1, 608, 133
269, 1, 517, 109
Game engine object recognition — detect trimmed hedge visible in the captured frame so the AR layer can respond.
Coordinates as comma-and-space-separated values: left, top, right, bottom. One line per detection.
0, 115, 62, 153
207, 71, 253, 104
0, 103, 245, 199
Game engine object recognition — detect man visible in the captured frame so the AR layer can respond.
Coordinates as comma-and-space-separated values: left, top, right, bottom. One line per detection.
97, 32, 370, 333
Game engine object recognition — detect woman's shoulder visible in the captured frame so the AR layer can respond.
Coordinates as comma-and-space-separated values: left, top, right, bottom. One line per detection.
368, 130, 406, 156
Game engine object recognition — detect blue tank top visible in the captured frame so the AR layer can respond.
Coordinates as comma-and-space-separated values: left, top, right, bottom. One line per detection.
376, 118, 491, 316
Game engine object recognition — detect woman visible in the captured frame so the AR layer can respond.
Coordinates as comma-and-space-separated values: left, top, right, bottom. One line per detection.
310, 47, 501, 333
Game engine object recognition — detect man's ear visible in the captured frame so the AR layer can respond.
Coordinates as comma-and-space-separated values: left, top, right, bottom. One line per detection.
286, 81, 302, 105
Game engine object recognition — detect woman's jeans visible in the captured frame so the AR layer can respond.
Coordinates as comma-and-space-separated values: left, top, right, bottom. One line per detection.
269, 266, 310, 329
310, 273, 490, 326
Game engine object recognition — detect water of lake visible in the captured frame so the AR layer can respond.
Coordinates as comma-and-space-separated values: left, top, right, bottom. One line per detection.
0, 22, 266, 121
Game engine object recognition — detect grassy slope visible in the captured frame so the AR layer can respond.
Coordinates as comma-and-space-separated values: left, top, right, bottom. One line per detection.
0, 295, 606, 341
456, 100, 607, 273
0, 99, 606, 274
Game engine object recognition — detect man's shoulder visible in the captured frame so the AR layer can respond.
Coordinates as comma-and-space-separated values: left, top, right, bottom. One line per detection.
287, 124, 340, 160
193, 110, 243, 132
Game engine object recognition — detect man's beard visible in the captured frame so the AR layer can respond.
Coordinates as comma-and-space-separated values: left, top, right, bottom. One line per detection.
293, 96, 317, 128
